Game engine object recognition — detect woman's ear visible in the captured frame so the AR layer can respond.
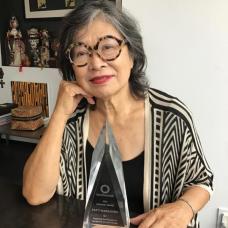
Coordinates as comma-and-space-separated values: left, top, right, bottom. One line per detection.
129, 51, 134, 70
128, 53, 134, 70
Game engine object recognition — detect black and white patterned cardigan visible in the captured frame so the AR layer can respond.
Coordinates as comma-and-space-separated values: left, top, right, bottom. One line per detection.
57, 88, 213, 227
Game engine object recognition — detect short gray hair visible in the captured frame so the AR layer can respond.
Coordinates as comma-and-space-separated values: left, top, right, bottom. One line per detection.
58, 0, 149, 98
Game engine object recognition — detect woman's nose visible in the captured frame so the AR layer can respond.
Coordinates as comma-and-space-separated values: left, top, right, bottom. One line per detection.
88, 52, 107, 70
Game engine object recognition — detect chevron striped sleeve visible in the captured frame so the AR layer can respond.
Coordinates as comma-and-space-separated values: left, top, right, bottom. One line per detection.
57, 106, 87, 200
147, 88, 213, 209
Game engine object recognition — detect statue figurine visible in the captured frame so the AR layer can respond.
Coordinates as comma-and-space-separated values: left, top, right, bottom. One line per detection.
40, 29, 50, 67
27, 28, 41, 67
49, 38, 59, 67
6, 16, 26, 66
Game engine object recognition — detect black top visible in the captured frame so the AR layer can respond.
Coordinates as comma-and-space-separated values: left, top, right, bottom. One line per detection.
86, 141, 144, 216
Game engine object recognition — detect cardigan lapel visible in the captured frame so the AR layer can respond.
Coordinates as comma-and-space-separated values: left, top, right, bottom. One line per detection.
143, 94, 152, 212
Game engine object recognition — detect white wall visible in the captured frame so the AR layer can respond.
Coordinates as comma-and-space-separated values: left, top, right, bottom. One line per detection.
123, 0, 228, 227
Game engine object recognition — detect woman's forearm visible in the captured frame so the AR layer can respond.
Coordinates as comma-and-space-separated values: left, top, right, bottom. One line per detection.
22, 111, 68, 205
177, 185, 210, 220
131, 185, 211, 227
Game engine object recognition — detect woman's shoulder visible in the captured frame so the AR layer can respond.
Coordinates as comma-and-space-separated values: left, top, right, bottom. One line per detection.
147, 87, 193, 124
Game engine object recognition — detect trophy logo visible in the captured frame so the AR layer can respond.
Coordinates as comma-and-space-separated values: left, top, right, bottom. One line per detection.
83, 121, 130, 228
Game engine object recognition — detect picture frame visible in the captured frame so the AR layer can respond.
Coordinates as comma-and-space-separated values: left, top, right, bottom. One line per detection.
24, 0, 75, 18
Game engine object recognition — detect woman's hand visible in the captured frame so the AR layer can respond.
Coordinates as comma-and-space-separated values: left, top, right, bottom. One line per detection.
53, 80, 95, 119
130, 201, 193, 228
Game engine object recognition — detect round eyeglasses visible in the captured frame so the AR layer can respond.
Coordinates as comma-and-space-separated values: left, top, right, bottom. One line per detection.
66, 35, 127, 67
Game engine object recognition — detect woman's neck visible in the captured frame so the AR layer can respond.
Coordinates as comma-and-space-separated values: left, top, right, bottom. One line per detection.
88, 87, 145, 149
95, 89, 143, 123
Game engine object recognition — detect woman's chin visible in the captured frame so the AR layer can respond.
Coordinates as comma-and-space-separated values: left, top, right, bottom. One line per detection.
91, 89, 116, 101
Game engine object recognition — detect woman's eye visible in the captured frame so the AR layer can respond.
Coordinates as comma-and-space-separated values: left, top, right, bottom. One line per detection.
75, 51, 88, 57
101, 44, 115, 50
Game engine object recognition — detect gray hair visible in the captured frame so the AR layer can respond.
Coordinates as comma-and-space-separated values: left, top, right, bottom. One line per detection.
58, 0, 149, 99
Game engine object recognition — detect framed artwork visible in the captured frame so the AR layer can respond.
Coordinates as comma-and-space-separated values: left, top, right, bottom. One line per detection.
24, 0, 76, 18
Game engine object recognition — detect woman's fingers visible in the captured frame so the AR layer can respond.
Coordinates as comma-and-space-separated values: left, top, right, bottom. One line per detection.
137, 210, 157, 228
133, 202, 191, 228
59, 80, 95, 104
86, 96, 95, 104
54, 80, 96, 117
130, 212, 149, 225
130, 210, 161, 228
67, 81, 95, 104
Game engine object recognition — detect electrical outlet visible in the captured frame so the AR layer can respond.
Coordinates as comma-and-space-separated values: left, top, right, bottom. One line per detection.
217, 208, 228, 228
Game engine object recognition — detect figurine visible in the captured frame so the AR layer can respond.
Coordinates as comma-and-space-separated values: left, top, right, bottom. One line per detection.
27, 28, 41, 67
40, 29, 50, 67
6, 16, 26, 66
49, 38, 59, 67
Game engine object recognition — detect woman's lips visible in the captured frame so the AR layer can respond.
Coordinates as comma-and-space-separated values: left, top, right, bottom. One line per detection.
90, 75, 113, 85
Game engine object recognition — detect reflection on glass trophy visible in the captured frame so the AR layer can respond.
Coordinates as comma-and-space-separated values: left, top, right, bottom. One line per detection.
83, 121, 130, 228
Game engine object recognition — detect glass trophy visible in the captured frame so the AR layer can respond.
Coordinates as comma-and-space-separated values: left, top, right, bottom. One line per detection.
83, 121, 130, 228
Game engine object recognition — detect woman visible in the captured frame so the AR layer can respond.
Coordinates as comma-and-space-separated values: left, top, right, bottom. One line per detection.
23, 1, 213, 227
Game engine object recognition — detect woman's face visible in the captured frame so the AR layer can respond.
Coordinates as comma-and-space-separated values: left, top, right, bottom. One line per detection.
71, 18, 133, 99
